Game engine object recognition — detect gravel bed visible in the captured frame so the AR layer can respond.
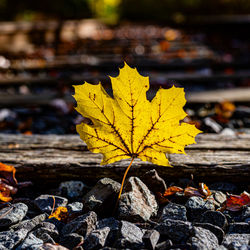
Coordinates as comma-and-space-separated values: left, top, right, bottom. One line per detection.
0, 170, 249, 249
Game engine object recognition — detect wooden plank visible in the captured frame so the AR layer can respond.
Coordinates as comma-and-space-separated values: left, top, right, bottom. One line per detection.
1, 87, 250, 107
1, 72, 250, 86
186, 88, 250, 103
0, 93, 58, 106
0, 134, 250, 150
0, 134, 249, 185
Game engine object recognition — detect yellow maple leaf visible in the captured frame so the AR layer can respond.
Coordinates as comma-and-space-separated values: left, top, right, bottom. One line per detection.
73, 62, 201, 166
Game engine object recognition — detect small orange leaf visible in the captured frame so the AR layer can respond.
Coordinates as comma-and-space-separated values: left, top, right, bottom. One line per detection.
0, 181, 18, 195
0, 162, 18, 202
23, 131, 32, 135
49, 206, 68, 222
0, 163, 15, 172
164, 186, 183, 196
184, 183, 212, 199
199, 183, 212, 197
0, 162, 17, 186
225, 191, 250, 211
0, 192, 12, 202
215, 101, 235, 123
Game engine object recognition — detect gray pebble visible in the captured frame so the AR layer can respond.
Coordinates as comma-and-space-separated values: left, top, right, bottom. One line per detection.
155, 219, 192, 243
0, 203, 28, 229
185, 196, 214, 221
61, 211, 97, 237
160, 202, 187, 222
34, 195, 68, 213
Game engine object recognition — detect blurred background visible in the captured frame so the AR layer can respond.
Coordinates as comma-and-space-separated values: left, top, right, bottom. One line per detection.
0, 0, 250, 135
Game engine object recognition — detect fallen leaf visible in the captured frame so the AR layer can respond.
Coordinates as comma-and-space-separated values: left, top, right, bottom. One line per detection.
164, 186, 183, 196
162, 182, 212, 201
73, 62, 201, 166
23, 131, 32, 135
0, 192, 12, 202
215, 101, 235, 123
48, 206, 68, 222
0, 162, 18, 202
184, 186, 203, 197
225, 191, 250, 211
199, 183, 212, 197
184, 183, 212, 198
0, 162, 17, 186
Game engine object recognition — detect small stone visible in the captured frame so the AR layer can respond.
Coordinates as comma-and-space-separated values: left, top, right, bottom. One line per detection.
185, 196, 214, 221
194, 223, 225, 244
10, 214, 47, 232
216, 246, 228, 250
188, 227, 219, 250
244, 218, 250, 223
155, 240, 173, 250
34, 195, 68, 213
40, 243, 69, 250
114, 220, 144, 249
61, 211, 97, 237
212, 191, 227, 206
0, 229, 28, 249
199, 210, 228, 229
84, 227, 110, 249
155, 219, 192, 243
141, 169, 167, 194
12, 198, 38, 218
59, 181, 88, 198
45, 218, 64, 232
118, 177, 158, 222
36, 233, 55, 244
241, 207, 250, 223
16, 233, 44, 250
83, 178, 120, 216
59, 233, 84, 249
228, 222, 250, 234
66, 202, 83, 214
0, 203, 28, 229
97, 217, 120, 231
209, 182, 237, 193
234, 106, 250, 118
143, 229, 160, 250
222, 210, 235, 224
220, 128, 236, 136
39, 221, 58, 231
204, 117, 222, 133
161, 203, 187, 222
167, 243, 192, 249
96, 217, 120, 246
33, 225, 59, 242
222, 234, 250, 248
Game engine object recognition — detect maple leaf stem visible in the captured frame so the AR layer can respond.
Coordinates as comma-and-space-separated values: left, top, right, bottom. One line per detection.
113, 157, 134, 215
50, 196, 56, 216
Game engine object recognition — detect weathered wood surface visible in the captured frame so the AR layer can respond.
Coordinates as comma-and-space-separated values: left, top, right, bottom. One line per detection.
186, 87, 250, 103
0, 134, 249, 184
1, 88, 250, 108
1, 73, 250, 86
